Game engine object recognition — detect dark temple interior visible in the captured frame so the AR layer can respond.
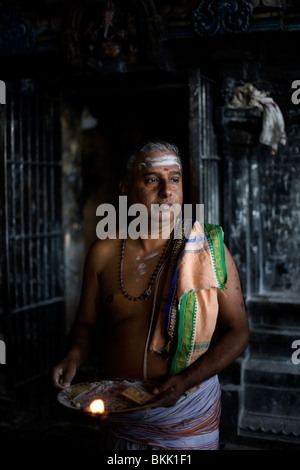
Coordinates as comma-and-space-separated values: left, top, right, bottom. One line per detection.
0, 0, 300, 452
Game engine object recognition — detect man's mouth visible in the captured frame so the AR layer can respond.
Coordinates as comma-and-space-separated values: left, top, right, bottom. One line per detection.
159, 203, 172, 211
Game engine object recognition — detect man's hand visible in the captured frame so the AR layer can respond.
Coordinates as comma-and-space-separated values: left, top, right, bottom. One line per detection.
52, 357, 77, 390
152, 374, 188, 407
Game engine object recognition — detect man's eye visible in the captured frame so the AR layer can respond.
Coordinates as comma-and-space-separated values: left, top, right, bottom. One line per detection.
146, 178, 158, 183
170, 178, 179, 183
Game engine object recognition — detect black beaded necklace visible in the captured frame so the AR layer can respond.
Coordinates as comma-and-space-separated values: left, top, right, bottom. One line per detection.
119, 232, 174, 301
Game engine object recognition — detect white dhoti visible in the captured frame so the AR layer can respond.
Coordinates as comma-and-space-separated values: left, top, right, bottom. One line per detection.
104, 375, 221, 450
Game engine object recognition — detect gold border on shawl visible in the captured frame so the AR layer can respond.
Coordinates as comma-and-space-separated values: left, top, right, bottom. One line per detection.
204, 223, 227, 291
170, 291, 197, 375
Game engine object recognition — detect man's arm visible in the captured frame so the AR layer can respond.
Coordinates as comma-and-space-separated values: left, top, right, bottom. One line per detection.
52, 242, 102, 389
153, 245, 249, 405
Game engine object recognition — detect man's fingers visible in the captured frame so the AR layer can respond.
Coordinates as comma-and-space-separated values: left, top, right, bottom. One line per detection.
52, 365, 74, 389
61, 368, 74, 386
153, 386, 179, 408
153, 382, 175, 395
52, 367, 63, 387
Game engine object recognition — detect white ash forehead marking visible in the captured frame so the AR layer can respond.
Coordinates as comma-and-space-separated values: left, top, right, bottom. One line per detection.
138, 154, 181, 170
146, 155, 181, 168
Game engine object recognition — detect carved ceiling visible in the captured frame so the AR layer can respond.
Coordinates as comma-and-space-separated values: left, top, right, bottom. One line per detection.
0, 0, 299, 60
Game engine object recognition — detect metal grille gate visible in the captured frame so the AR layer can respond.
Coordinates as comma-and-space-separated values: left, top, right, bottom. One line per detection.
189, 69, 221, 225
0, 85, 65, 388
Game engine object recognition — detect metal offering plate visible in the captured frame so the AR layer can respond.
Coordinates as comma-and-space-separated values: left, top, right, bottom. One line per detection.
57, 378, 164, 415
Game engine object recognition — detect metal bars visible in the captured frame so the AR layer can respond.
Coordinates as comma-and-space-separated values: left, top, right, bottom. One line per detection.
1, 87, 65, 387
189, 69, 221, 225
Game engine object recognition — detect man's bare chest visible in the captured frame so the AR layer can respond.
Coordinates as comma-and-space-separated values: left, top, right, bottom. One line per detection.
99, 251, 163, 325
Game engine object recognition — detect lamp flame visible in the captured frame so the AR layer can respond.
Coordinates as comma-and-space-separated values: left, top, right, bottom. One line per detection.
88, 399, 105, 414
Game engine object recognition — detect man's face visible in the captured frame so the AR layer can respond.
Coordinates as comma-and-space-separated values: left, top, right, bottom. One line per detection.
122, 149, 183, 235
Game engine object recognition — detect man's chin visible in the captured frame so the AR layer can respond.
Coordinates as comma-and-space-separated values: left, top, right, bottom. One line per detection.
150, 216, 175, 237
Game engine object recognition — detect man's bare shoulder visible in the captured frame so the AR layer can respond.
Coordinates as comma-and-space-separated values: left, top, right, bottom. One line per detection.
85, 237, 120, 274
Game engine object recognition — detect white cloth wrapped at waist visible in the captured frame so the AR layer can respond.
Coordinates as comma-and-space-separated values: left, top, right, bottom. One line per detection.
105, 374, 221, 450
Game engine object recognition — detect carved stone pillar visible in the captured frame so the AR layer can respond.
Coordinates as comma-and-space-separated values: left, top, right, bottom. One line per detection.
217, 98, 300, 446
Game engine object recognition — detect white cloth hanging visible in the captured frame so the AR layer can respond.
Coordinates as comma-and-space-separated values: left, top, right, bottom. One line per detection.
228, 83, 286, 153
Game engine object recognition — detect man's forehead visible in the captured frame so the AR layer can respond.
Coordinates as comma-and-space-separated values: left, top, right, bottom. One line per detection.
136, 151, 182, 170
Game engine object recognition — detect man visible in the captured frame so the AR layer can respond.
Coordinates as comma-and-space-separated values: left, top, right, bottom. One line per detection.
52, 140, 249, 450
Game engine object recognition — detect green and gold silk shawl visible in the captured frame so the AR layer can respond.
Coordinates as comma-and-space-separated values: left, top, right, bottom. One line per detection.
149, 221, 227, 376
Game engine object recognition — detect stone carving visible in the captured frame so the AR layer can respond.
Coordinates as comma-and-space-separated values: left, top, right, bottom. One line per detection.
192, 0, 254, 35
251, 0, 284, 7
64, 0, 162, 72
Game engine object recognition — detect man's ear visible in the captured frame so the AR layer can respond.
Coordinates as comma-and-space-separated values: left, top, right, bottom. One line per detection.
119, 180, 128, 195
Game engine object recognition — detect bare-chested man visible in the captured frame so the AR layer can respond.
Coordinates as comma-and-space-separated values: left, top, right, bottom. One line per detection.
52, 140, 249, 450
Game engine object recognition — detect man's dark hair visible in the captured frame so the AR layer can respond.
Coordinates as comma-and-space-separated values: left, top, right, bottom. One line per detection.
122, 139, 182, 180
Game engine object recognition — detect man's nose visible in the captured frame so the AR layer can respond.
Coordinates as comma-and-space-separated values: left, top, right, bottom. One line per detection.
159, 180, 172, 198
